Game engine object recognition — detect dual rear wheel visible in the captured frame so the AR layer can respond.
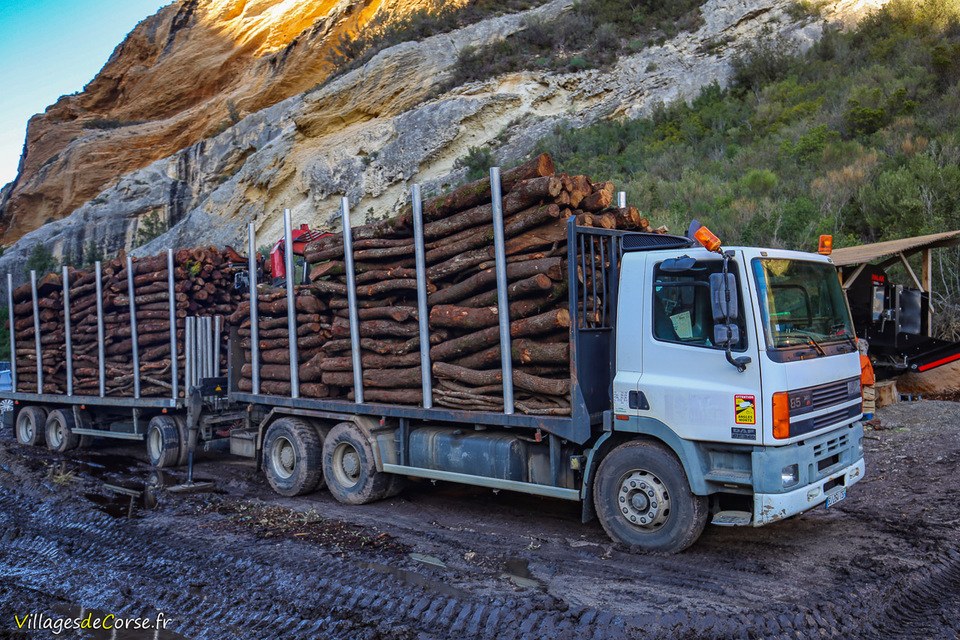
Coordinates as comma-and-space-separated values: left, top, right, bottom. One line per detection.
262, 418, 402, 503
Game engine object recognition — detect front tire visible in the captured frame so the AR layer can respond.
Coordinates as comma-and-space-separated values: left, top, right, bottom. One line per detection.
15, 406, 47, 447
322, 422, 391, 505
263, 418, 324, 497
593, 440, 708, 554
45, 409, 81, 453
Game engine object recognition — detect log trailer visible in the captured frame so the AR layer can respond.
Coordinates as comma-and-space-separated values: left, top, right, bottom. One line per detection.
2, 181, 865, 553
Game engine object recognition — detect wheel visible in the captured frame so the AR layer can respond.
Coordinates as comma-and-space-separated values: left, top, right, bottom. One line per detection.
263, 418, 324, 497
45, 409, 81, 453
147, 415, 182, 468
171, 415, 190, 467
322, 421, 391, 505
593, 439, 708, 554
15, 406, 47, 447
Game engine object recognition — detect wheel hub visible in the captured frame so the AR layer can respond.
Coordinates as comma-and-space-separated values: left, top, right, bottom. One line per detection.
333, 442, 362, 487
618, 470, 671, 530
18, 417, 33, 443
272, 436, 297, 479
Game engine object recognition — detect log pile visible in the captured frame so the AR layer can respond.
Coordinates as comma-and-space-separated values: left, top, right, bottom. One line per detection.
231, 153, 664, 415
10, 248, 243, 397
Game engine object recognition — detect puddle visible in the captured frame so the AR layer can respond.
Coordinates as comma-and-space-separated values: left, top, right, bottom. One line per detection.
362, 561, 470, 599
410, 552, 447, 568
503, 557, 543, 590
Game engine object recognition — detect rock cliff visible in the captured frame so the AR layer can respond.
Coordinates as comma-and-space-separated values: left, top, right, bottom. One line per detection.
0, 0, 886, 284
0, 0, 458, 243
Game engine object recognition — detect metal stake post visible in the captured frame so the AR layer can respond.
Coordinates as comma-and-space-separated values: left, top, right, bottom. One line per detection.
617, 191, 626, 208
341, 197, 364, 404
95, 262, 106, 397
167, 250, 179, 400
411, 184, 433, 408
247, 223, 260, 395
185, 317, 194, 393
126, 257, 141, 399
214, 316, 222, 377
283, 209, 300, 399
30, 271, 43, 393
62, 267, 74, 396
490, 167, 514, 414
6, 274, 16, 392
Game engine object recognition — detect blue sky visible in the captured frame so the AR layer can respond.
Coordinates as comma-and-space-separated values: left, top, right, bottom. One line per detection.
0, 0, 169, 186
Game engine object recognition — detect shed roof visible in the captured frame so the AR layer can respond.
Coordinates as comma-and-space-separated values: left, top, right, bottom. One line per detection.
831, 230, 960, 267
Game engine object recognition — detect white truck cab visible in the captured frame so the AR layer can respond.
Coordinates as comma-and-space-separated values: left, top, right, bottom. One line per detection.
601, 242, 864, 545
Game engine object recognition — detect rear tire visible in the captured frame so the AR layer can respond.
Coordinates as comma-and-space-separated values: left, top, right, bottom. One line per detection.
147, 416, 181, 468
593, 439, 708, 554
15, 406, 47, 447
45, 409, 81, 453
263, 418, 324, 497
322, 422, 391, 505
172, 415, 190, 467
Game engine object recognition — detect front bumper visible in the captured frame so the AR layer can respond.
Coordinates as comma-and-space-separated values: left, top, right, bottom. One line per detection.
753, 456, 865, 525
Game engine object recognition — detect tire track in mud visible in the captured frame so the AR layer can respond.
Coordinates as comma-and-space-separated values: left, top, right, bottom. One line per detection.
1, 439, 960, 640
0, 487, 625, 640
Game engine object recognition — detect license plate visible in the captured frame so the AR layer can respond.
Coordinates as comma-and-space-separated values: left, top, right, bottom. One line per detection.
825, 488, 846, 508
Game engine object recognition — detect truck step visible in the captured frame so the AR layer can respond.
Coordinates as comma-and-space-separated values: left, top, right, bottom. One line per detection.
712, 511, 752, 527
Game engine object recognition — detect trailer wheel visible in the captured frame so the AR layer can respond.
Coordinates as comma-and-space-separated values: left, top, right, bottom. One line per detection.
322, 422, 391, 505
263, 418, 324, 497
172, 415, 190, 467
147, 416, 182, 468
15, 406, 47, 447
45, 409, 81, 453
593, 439, 707, 554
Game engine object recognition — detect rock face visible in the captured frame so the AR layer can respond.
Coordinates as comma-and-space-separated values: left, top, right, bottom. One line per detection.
0, 0, 888, 286
0, 0, 457, 244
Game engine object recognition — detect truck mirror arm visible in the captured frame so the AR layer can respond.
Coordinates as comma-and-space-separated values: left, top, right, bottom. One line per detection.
722, 250, 751, 373
726, 349, 752, 373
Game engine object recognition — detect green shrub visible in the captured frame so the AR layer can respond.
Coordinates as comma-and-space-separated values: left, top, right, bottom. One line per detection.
135, 212, 167, 248
454, 146, 495, 181
449, 0, 704, 84
25, 244, 58, 278
731, 42, 795, 93
739, 169, 779, 197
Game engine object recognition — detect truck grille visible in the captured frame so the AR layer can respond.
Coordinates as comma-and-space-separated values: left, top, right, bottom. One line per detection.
812, 408, 851, 431
810, 380, 851, 411
813, 433, 849, 459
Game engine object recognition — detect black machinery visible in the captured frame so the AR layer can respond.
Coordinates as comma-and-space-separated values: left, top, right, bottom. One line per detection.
842, 263, 960, 375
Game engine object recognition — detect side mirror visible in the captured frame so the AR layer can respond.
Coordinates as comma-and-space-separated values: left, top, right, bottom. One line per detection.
714, 323, 741, 347
709, 272, 738, 321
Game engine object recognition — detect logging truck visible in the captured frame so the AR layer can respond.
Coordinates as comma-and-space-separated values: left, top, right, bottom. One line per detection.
3, 186, 865, 553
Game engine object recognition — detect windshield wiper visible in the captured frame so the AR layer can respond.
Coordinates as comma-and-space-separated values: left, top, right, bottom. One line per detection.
775, 332, 826, 356
805, 335, 826, 357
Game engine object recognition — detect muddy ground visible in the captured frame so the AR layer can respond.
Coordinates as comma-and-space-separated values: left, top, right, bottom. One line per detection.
0, 401, 958, 639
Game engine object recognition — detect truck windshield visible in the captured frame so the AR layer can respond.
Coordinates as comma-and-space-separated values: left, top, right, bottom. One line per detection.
752, 259, 855, 350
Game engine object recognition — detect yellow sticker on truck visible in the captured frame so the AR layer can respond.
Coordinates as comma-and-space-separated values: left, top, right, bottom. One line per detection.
735, 394, 756, 425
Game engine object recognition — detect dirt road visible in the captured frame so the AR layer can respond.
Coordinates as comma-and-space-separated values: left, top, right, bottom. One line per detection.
1, 401, 958, 639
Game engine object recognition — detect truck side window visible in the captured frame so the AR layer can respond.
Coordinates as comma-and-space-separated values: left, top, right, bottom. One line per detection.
653, 262, 747, 350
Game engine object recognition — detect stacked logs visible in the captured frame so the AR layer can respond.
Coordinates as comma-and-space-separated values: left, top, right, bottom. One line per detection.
10, 248, 243, 397
233, 286, 332, 398
231, 153, 663, 415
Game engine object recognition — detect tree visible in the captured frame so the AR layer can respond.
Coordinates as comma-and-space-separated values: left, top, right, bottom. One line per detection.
25, 243, 58, 278
82, 241, 104, 267
136, 212, 167, 247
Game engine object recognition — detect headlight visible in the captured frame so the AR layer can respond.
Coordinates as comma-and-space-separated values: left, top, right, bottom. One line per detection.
848, 379, 861, 397
782, 463, 799, 487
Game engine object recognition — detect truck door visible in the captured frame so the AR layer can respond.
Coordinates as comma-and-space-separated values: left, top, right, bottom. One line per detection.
635, 252, 764, 445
